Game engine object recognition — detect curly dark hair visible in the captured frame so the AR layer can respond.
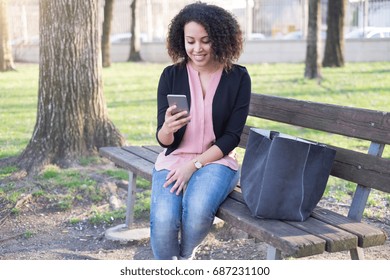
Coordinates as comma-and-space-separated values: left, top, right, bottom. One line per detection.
166, 2, 243, 70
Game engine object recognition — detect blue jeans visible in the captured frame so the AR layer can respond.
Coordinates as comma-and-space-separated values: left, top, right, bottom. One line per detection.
150, 164, 239, 260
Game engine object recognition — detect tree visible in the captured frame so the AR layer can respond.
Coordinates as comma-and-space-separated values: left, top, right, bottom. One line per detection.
102, 0, 114, 68
128, 0, 142, 61
304, 0, 322, 80
0, 0, 15, 71
17, 0, 125, 173
322, 0, 346, 67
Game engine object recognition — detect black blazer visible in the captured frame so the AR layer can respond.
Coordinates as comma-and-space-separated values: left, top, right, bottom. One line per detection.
156, 63, 251, 156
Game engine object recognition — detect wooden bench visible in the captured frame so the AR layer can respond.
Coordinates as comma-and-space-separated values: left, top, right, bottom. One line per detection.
99, 93, 389, 260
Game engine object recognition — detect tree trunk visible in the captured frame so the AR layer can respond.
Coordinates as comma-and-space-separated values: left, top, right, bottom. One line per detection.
102, 0, 114, 68
322, 0, 346, 67
0, 0, 15, 72
304, 0, 322, 80
128, 0, 142, 61
17, 0, 125, 173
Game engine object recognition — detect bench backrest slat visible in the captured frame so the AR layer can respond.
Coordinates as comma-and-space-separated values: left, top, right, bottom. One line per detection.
249, 94, 390, 144
330, 145, 390, 192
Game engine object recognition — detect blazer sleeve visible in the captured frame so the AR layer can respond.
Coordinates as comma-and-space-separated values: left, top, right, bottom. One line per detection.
155, 67, 171, 147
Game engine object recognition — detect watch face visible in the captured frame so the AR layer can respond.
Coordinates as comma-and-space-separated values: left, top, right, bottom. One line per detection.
194, 161, 202, 169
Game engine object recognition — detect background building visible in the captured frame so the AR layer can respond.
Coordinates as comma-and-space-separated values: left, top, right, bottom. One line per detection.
8, 0, 390, 44
7, 0, 390, 63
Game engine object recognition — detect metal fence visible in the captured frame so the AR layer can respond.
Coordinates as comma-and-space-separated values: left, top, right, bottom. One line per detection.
7, 0, 390, 44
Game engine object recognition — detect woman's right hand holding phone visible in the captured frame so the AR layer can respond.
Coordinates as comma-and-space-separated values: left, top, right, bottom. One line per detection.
158, 105, 191, 146
164, 105, 191, 134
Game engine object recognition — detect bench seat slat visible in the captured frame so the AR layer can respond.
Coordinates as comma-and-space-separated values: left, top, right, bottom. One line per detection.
228, 189, 359, 253
99, 147, 154, 181
312, 207, 387, 248
286, 218, 357, 252
230, 190, 386, 249
143, 145, 165, 154
122, 146, 159, 163
216, 198, 326, 258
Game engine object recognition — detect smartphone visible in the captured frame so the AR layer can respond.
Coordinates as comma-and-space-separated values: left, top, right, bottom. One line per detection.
167, 94, 189, 116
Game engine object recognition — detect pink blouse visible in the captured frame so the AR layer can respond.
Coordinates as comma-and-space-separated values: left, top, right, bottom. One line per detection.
155, 63, 239, 171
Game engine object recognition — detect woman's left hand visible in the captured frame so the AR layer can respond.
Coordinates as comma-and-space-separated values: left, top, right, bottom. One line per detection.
163, 161, 197, 195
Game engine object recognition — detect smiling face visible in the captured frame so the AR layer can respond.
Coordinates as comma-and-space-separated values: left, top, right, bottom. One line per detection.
184, 21, 215, 71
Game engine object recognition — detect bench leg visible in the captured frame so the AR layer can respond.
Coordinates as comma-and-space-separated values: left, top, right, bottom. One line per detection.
104, 171, 150, 242
350, 248, 365, 260
266, 246, 282, 260
125, 171, 137, 228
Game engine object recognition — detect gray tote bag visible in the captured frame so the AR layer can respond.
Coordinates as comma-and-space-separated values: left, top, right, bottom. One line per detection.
240, 128, 336, 222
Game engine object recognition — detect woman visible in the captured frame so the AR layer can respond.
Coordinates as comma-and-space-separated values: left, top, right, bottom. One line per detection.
150, 2, 251, 260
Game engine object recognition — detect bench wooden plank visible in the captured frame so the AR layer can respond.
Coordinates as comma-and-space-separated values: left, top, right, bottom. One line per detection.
99, 147, 154, 181
286, 218, 357, 253
249, 93, 390, 144
122, 146, 159, 163
312, 207, 387, 248
228, 189, 359, 253
330, 146, 390, 193
143, 145, 164, 154
216, 197, 326, 258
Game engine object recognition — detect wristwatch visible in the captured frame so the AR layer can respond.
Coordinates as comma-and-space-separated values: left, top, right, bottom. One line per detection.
193, 159, 203, 169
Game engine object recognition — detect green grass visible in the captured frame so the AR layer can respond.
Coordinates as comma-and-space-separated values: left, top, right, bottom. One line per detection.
88, 207, 126, 225
38, 165, 97, 189
102, 62, 166, 146
101, 169, 129, 181
23, 230, 34, 239
1, 61, 389, 221
0, 165, 18, 180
